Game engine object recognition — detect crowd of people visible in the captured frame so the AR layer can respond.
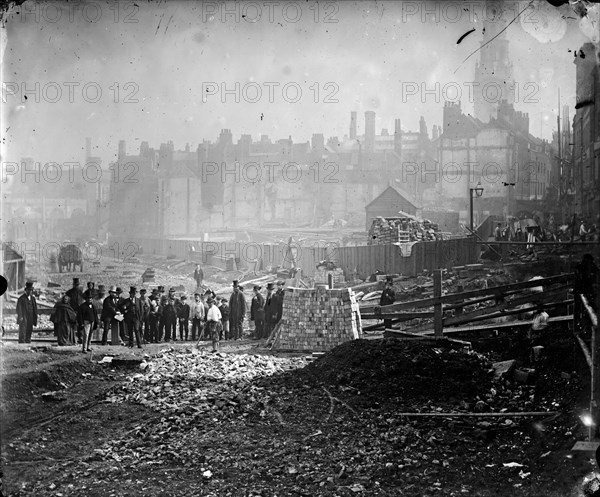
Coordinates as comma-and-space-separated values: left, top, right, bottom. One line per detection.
493, 215, 600, 243
16, 275, 288, 353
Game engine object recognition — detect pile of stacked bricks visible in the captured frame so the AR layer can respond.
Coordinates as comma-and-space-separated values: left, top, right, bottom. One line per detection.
368, 217, 442, 245
273, 286, 362, 351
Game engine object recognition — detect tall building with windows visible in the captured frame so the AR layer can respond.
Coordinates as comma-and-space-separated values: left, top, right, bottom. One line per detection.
473, 2, 516, 123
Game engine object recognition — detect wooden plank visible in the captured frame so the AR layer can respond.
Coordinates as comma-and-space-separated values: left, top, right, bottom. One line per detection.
574, 333, 593, 369
591, 316, 600, 441
364, 273, 574, 313
395, 411, 558, 418
572, 441, 600, 451
443, 299, 572, 328
433, 269, 443, 338
443, 290, 570, 327
360, 311, 434, 320
445, 283, 572, 311
416, 315, 573, 336
582, 294, 599, 327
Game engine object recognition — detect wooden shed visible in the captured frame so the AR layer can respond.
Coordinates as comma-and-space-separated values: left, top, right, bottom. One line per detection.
3, 243, 25, 292
365, 186, 419, 230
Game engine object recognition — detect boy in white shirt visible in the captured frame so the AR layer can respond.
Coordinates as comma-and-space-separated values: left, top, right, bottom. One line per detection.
206, 298, 222, 352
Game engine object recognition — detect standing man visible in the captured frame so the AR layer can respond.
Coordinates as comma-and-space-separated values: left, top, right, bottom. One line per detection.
149, 292, 161, 343
274, 280, 286, 325
379, 276, 396, 330
191, 293, 205, 341
139, 288, 151, 344
162, 289, 178, 342
93, 285, 106, 345
264, 283, 277, 339
87, 281, 96, 299
17, 281, 38, 344
66, 277, 84, 344
78, 290, 98, 353
494, 223, 502, 241
115, 287, 128, 343
250, 285, 265, 339
194, 264, 204, 289
120, 286, 143, 348
229, 280, 246, 340
103, 286, 123, 346
178, 294, 190, 340
219, 297, 230, 340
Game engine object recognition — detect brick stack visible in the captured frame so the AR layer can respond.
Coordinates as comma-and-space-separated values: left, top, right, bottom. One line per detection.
368, 218, 396, 245
273, 287, 362, 352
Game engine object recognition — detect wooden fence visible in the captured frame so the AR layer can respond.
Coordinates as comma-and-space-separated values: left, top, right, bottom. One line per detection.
109, 236, 475, 279
332, 238, 476, 279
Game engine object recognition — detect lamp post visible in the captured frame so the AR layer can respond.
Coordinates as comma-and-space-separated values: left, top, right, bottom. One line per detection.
469, 182, 484, 234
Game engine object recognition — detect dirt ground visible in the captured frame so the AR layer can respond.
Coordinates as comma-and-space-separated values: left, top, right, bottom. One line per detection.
1, 327, 598, 497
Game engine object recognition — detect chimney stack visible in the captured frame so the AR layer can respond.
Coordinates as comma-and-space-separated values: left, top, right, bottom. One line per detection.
364, 111, 375, 153
350, 111, 357, 140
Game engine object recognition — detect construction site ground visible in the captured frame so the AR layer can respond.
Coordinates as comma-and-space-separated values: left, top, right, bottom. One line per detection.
2, 248, 597, 495
1, 324, 597, 497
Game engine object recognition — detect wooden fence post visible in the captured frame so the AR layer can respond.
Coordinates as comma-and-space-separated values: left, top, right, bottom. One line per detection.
434, 269, 443, 339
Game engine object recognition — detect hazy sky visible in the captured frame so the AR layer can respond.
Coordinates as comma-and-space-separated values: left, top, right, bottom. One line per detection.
1, 0, 597, 167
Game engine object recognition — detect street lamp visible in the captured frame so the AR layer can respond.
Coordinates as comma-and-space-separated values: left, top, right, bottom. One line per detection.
469, 182, 484, 234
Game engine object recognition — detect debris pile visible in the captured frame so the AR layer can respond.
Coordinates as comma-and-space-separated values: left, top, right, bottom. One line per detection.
368, 217, 446, 245
107, 349, 308, 421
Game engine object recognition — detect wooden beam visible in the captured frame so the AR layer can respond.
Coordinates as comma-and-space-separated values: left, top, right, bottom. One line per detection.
433, 269, 443, 338
395, 411, 558, 418
360, 311, 434, 321
414, 315, 573, 336
574, 333, 593, 369
475, 240, 600, 246
362, 274, 573, 312
443, 292, 570, 327
443, 299, 572, 328
444, 283, 572, 311
582, 294, 598, 327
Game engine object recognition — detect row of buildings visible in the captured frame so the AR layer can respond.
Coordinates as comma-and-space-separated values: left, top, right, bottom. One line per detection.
5, 16, 599, 243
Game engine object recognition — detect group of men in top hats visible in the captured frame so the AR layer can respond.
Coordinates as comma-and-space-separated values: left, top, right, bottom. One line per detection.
250, 280, 286, 339
18, 274, 287, 347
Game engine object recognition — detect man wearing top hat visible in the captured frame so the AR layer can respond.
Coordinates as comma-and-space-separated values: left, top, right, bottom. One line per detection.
139, 288, 151, 344
264, 282, 278, 339
379, 277, 396, 330
17, 281, 38, 344
78, 290, 98, 353
250, 285, 265, 339
162, 288, 178, 342
119, 286, 143, 348
66, 277, 85, 343
178, 294, 190, 341
148, 291, 161, 343
229, 280, 246, 340
103, 286, 123, 346
92, 285, 105, 344
273, 280, 286, 325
